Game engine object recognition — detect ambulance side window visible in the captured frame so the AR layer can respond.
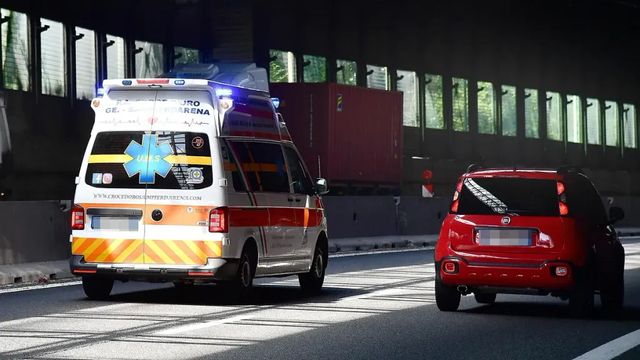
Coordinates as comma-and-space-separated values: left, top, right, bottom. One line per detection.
220, 141, 246, 192
283, 146, 314, 195
228, 141, 290, 193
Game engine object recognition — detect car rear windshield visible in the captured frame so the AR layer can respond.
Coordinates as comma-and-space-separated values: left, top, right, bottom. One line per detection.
457, 177, 559, 216
85, 131, 212, 189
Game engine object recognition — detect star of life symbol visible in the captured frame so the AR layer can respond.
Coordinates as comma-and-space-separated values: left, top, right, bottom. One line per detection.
123, 134, 173, 184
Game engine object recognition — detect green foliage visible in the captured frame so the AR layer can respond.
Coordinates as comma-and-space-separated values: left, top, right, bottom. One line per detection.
425, 74, 444, 129
337, 60, 357, 85
269, 50, 295, 83
525, 89, 539, 138
501, 86, 517, 136
303, 55, 326, 83
452, 78, 469, 131
546, 92, 562, 141
477, 81, 496, 134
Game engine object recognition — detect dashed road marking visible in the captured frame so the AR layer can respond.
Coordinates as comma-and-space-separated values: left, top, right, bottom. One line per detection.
573, 329, 640, 360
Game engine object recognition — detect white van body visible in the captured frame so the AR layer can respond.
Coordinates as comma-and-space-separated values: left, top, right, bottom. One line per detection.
70, 73, 328, 298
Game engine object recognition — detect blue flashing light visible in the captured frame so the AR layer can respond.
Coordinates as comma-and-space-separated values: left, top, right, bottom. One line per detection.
271, 97, 280, 109
215, 88, 233, 97
174, 79, 186, 86
122, 80, 133, 86
96, 87, 105, 96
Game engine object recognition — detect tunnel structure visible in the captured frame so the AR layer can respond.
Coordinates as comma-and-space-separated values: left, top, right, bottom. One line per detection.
0, 0, 640, 264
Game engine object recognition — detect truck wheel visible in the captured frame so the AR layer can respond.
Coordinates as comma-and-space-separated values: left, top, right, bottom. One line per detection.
474, 292, 496, 304
600, 270, 624, 315
569, 267, 594, 317
435, 272, 460, 311
82, 277, 113, 300
299, 244, 326, 295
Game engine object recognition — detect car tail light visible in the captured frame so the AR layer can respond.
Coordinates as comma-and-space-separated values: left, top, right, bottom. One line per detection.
554, 266, 568, 277
450, 179, 463, 213
209, 207, 228, 233
442, 260, 458, 274
71, 205, 85, 230
557, 181, 569, 216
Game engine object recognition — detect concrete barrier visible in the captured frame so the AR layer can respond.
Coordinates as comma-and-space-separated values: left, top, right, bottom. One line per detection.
0, 195, 639, 267
0, 201, 70, 265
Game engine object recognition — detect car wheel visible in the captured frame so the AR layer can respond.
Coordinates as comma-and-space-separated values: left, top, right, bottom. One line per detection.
299, 245, 326, 295
435, 271, 460, 311
474, 292, 496, 304
569, 267, 594, 317
600, 270, 624, 315
82, 276, 114, 300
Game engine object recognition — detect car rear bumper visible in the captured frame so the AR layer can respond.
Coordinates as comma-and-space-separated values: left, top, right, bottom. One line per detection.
69, 255, 239, 282
438, 256, 576, 291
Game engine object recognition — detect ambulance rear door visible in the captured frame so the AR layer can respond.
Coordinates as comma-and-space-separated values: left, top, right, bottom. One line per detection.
75, 89, 158, 265
142, 90, 221, 267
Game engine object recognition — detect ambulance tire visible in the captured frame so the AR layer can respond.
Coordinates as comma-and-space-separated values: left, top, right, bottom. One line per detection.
299, 244, 325, 295
228, 244, 257, 299
82, 276, 113, 300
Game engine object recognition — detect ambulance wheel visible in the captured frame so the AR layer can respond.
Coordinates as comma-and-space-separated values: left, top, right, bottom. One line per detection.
82, 276, 113, 300
299, 245, 326, 295
231, 245, 257, 297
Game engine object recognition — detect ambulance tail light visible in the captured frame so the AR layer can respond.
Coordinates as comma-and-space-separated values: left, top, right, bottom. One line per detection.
71, 205, 85, 230
209, 207, 229, 233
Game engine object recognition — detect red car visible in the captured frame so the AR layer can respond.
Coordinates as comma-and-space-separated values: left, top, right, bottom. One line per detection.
434, 165, 625, 316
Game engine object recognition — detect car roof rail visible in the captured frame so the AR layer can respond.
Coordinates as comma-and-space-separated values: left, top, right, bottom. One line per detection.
556, 165, 584, 174
466, 163, 483, 173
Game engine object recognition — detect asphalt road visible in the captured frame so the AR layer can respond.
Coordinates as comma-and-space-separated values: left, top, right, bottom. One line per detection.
1, 242, 640, 360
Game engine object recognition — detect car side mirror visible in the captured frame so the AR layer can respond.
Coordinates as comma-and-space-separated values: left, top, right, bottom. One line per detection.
609, 206, 624, 224
315, 178, 329, 195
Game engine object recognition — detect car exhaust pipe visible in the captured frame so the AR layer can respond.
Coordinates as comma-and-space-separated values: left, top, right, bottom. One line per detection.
457, 285, 469, 295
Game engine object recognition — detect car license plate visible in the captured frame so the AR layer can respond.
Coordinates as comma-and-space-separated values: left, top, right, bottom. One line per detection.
475, 228, 532, 246
91, 216, 139, 231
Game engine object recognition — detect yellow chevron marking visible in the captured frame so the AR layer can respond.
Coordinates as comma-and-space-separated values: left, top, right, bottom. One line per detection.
114, 240, 141, 263
185, 240, 205, 259
94, 239, 124, 262
71, 238, 87, 253
134, 253, 144, 264
83, 239, 104, 258
164, 240, 197, 264
145, 240, 175, 264
205, 241, 222, 256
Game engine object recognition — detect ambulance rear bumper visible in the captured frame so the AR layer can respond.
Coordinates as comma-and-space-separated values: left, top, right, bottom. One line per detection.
69, 255, 239, 282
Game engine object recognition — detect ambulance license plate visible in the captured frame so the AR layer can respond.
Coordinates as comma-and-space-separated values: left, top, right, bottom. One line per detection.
91, 216, 139, 231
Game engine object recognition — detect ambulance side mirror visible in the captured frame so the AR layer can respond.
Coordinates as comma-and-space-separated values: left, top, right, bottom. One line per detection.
315, 178, 329, 195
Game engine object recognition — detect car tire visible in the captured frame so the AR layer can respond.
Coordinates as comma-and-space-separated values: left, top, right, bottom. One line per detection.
474, 292, 496, 304
435, 271, 460, 311
82, 276, 114, 300
600, 270, 624, 315
234, 249, 256, 295
569, 267, 594, 317
299, 244, 326, 295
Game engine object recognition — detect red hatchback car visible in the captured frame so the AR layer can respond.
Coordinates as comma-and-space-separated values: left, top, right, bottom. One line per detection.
434, 165, 625, 316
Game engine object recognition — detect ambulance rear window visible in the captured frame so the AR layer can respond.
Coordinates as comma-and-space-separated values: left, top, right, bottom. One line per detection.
86, 131, 213, 189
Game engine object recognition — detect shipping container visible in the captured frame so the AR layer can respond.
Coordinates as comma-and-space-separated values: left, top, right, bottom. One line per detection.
270, 83, 403, 188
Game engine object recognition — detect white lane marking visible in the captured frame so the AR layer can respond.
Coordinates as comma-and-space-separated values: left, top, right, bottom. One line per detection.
329, 247, 433, 258
573, 329, 640, 360
155, 314, 255, 335
0, 280, 82, 295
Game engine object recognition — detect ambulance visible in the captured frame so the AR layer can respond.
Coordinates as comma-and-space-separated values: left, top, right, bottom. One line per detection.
69, 63, 329, 299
